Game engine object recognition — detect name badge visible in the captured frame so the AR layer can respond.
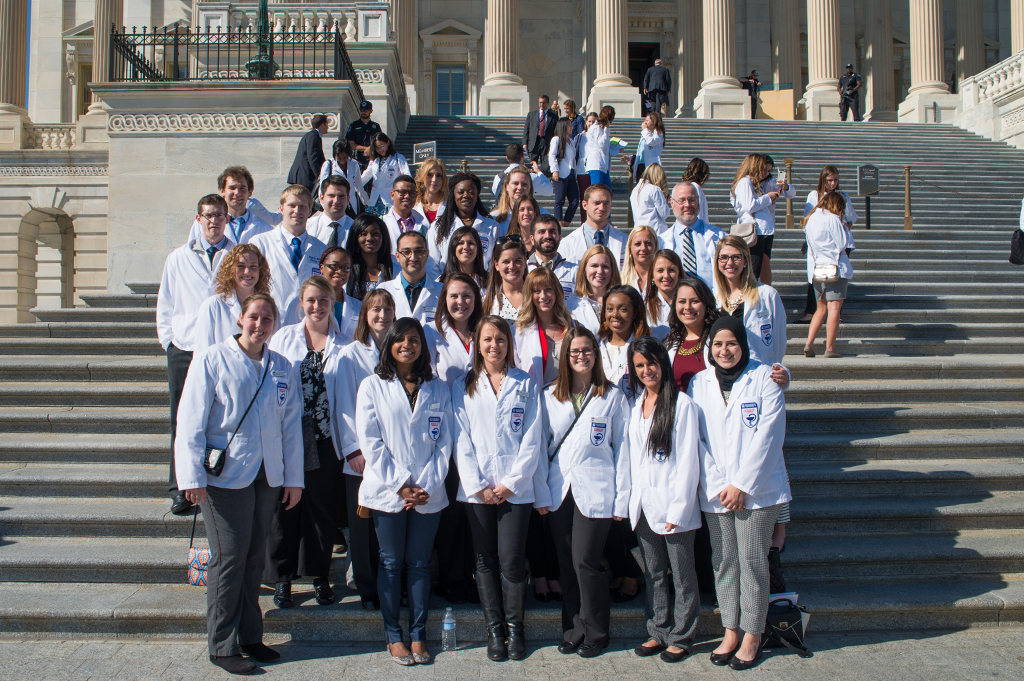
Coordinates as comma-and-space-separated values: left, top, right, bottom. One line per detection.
428, 415, 442, 441
562, 284, 573, 296
277, 382, 288, 405
590, 418, 607, 446
760, 323, 772, 346
429, 403, 441, 411
740, 402, 759, 428
272, 370, 287, 377
479, 235, 490, 251
516, 390, 530, 400
510, 406, 525, 432
312, 266, 321, 275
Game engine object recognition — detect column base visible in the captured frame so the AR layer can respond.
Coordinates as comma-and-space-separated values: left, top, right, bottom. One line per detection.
897, 92, 961, 123
588, 85, 642, 118
865, 109, 898, 122
75, 112, 110, 150
692, 87, 751, 120
674, 104, 694, 118
478, 84, 531, 116
804, 89, 842, 121
0, 112, 31, 150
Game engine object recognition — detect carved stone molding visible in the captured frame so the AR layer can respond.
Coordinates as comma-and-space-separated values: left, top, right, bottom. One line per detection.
0, 166, 108, 176
1003, 106, 1024, 128
355, 68, 385, 84
107, 112, 341, 133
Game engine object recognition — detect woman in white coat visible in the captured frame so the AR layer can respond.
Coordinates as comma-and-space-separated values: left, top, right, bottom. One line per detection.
549, 119, 580, 226
194, 244, 271, 351
802, 192, 854, 358
644, 250, 682, 340
622, 112, 665, 178
319, 140, 370, 211
356, 317, 453, 666
264, 277, 347, 609
413, 157, 448, 224
429, 172, 499, 271
175, 293, 303, 675
570, 244, 621, 335
664, 277, 721, 392
514, 267, 576, 386
598, 285, 650, 400
687, 316, 790, 671
543, 327, 630, 658
629, 164, 672, 236
798, 164, 857, 322
319, 247, 361, 342
337, 288, 396, 610
620, 224, 659, 295
454, 315, 550, 662
729, 153, 795, 284
483, 237, 528, 322
438, 226, 489, 290
626, 337, 701, 663
360, 133, 411, 208
584, 106, 616, 187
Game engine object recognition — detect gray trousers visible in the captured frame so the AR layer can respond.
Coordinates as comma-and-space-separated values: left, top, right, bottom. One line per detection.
202, 473, 281, 656
635, 513, 700, 650
705, 504, 781, 635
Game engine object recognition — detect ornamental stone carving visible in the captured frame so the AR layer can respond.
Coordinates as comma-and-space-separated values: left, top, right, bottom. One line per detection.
0, 166, 108, 176
355, 69, 386, 84
107, 112, 341, 133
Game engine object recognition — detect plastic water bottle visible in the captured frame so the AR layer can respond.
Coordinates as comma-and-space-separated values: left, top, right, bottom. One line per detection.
441, 607, 457, 651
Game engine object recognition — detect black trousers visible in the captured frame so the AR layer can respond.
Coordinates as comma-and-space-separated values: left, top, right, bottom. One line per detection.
264, 439, 341, 582
525, 510, 561, 581
553, 170, 580, 224
648, 89, 669, 114
345, 472, 380, 601
434, 464, 474, 591
604, 518, 641, 580
840, 94, 861, 121
166, 344, 193, 495
749, 235, 766, 280
465, 502, 532, 584
548, 488, 613, 647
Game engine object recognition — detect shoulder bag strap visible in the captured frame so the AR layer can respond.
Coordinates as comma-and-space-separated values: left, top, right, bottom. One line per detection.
189, 505, 199, 549
221, 354, 271, 455
548, 388, 596, 463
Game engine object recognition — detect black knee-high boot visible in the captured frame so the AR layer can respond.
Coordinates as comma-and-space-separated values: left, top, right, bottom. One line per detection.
477, 570, 507, 661
503, 576, 529, 660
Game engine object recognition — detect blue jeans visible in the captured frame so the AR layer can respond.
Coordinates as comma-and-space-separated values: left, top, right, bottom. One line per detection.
372, 509, 442, 643
553, 170, 580, 223
588, 170, 611, 187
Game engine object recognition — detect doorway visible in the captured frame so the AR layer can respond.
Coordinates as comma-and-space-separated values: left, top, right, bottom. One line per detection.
628, 43, 661, 115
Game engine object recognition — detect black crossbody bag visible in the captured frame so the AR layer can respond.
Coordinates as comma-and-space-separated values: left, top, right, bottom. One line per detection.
204, 358, 270, 477
548, 389, 596, 463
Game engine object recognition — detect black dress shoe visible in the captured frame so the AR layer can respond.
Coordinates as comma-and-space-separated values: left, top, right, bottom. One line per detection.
710, 645, 740, 666
313, 578, 335, 605
728, 649, 763, 670
170, 494, 193, 516
360, 597, 380, 611
557, 640, 581, 654
633, 641, 665, 657
239, 642, 280, 663
533, 590, 553, 603
577, 643, 604, 658
210, 654, 257, 675
550, 591, 563, 602
612, 589, 639, 603
660, 648, 689, 663
273, 582, 293, 609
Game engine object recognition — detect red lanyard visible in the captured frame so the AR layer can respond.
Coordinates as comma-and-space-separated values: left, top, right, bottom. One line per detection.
538, 323, 549, 374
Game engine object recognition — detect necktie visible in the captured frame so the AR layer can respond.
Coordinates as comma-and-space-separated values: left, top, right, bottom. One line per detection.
231, 217, 244, 243
398, 216, 415, 233
681, 227, 698, 277
290, 237, 302, 270
327, 221, 340, 248
206, 246, 217, 267
594, 229, 604, 247
538, 111, 546, 138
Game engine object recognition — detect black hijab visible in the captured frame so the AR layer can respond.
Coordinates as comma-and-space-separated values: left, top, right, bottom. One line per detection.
707, 316, 750, 393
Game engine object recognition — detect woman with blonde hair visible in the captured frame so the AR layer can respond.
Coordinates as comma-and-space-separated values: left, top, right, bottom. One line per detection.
802, 191, 853, 358
729, 153, 794, 283
630, 163, 671, 235
413, 157, 448, 223
194, 243, 272, 350
514, 266, 577, 386
621, 224, 659, 295
570, 244, 622, 334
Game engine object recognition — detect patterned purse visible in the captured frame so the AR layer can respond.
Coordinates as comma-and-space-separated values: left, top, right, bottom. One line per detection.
187, 507, 210, 587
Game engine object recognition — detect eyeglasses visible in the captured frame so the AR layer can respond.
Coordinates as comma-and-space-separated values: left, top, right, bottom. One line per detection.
568, 348, 595, 358
392, 189, 415, 197
397, 248, 428, 258
717, 255, 745, 264
496, 234, 522, 246
671, 197, 699, 205
323, 263, 352, 273
200, 212, 227, 221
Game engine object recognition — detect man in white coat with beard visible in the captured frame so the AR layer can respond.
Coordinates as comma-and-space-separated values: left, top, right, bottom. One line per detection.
249, 185, 327, 326
158, 193, 237, 517
668, 182, 724, 290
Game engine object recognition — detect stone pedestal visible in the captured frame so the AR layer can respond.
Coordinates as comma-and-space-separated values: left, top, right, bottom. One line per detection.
478, 85, 531, 116
899, 0, 960, 123
75, 112, 110, 149
898, 92, 961, 123
0, 111, 30, 150
693, 0, 749, 119
692, 88, 751, 120
805, 89, 842, 121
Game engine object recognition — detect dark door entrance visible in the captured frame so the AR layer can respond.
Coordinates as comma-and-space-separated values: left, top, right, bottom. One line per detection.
628, 42, 661, 115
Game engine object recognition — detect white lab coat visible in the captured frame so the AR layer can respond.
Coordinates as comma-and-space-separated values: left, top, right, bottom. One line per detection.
527, 256, 579, 297
584, 124, 611, 173
413, 200, 447, 224
318, 157, 370, 208
690, 183, 710, 224
627, 390, 701, 534
632, 129, 664, 173
491, 163, 554, 201
188, 210, 271, 246
567, 295, 601, 336
668, 218, 725, 290
687, 362, 791, 513
730, 176, 796, 236
599, 337, 636, 401
337, 339, 380, 474
268, 321, 349, 462
427, 214, 500, 271
425, 324, 474, 387
803, 190, 858, 226
193, 292, 242, 352
356, 375, 453, 514
376, 273, 444, 326
306, 213, 354, 248
513, 321, 552, 386
630, 181, 671, 235
332, 295, 362, 344
174, 339, 303, 491
248, 227, 327, 327
543, 385, 631, 518
647, 292, 673, 341
557, 223, 628, 269
361, 154, 411, 207
247, 197, 282, 226
804, 209, 854, 283
382, 209, 432, 253
157, 236, 235, 352
548, 137, 577, 179
728, 284, 788, 369
453, 368, 551, 506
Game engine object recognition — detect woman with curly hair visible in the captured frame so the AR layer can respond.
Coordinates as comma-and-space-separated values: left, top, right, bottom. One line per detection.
194, 243, 272, 349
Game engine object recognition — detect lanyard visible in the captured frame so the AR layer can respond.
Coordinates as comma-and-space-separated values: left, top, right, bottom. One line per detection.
538, 323, 549, 375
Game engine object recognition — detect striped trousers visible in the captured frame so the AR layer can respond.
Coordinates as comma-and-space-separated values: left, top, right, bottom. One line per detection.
634, 514, 700, 649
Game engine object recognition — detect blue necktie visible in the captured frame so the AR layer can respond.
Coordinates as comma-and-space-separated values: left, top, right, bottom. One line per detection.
290, 237, 302, 270
594, 229, 604, 246
231, 217, 244, 243
205, 246, 217, 267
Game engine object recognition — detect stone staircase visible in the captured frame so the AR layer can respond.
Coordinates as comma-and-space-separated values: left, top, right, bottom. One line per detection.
2, 118, 1024, 640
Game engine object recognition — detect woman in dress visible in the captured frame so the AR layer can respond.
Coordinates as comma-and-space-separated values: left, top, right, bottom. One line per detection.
483, 237, 529, 321
194, 243, 271, 349
345, 213, 394, 301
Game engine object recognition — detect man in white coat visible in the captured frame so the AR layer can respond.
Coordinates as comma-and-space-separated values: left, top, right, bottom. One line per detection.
527, 215, 578, 297
381, 175, 431, 252
557, 184, 627, 269
307, 175, 354, 248
669, 182, 724, 290
187, 166, 272, 245
157, 193, 236, 516
377, 231, 443, 326
249, 185, 327, 326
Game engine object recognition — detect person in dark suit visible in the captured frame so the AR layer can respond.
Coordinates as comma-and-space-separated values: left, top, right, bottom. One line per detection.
523, 95, 558, 173
643, 59, 672, 115
287, 114, 329, 192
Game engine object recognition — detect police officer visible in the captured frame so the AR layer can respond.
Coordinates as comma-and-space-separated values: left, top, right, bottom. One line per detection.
838, 63, 863, 122
345, 100, 383, 171
739, 71, 761, 120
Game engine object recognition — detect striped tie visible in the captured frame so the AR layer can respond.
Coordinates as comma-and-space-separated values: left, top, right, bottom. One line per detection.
681, 227, 698, 277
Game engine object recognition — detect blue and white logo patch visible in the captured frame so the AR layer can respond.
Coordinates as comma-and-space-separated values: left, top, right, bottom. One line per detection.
590, 419, 607, 446
760, 323, 772, 346
277, 382, 288, 405
654, 448, 667, 463
510, 406, 525, 432
740, 402, 759, 428
479, 235, 490, 251
428, 415, 442, 441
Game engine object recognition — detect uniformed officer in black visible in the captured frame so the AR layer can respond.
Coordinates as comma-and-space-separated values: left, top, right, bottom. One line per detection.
838, 64, 863, 122
345, 100, 383, 170
739, 70, 762, 119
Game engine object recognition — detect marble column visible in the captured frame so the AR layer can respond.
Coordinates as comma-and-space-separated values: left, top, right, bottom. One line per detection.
1013, 0, 1024, 55
864, 0, 896, 121
89, 0, 124, 111
392, 0, 416, 85
590, 0, 641, 117
770, 0, 800, 119
675, 0, 703, 117
898, 0, 960, 122
479, 0, 529, 115
803, 0, 841, 120
954, 0, 984, 86
693, 0, 749, 119
0, 0, 29, 113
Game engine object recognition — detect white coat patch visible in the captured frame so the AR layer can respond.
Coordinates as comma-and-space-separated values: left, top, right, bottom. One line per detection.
741, 402, 759, 428
654, 448, 667, 462
510, 406, 525, 432
277, 382, 288, 405
760, 323, 772, 346
590, 419, 607, 446
479, 235, 490, 251
428, 415, 441, 441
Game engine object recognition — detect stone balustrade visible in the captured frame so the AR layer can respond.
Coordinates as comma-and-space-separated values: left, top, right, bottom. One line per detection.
25, 124, 77, 150
960, 50, 1024, 108
955, 50, 1024, 149
195, 2, 392, 43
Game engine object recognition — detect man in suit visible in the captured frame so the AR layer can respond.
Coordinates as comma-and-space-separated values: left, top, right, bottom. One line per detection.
523, 95, 558, 173
643, 58, 672, 115
287, 114, 329, 192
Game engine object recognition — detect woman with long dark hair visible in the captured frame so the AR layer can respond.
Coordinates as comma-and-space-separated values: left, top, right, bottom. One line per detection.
439, 226, 489, 288
645, 249, 682, 340
345, 213, 394, 300
663, 277, 720, 392
429, 172, 499, 269
361, 132, 411, 208
549, 118, 580, 226
483, 237, 529, 321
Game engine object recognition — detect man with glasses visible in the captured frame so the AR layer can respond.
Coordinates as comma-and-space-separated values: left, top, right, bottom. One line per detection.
157, 194, 237, 516
669, 182, 724, 288
378, 231, 444, 325
307, 175, 354, 248
382, 175, 431, 251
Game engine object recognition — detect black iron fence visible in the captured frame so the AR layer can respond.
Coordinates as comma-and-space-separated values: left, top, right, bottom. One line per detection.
109, 24, 364, 100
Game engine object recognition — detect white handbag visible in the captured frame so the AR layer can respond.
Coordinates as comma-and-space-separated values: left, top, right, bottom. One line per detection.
806, 237, 840, 284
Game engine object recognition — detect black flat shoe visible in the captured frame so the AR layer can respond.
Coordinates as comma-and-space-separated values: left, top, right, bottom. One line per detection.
549, 591, 563, 602
273, 582, 293, 609
660, 648, 689, 663
360, 597, 380, 611
210, 654, 257, 675
533, 590, 553, 603
557, 640, 581, 654
239, 642, 280, 663
170, 494, 193, 516
729, 649, 763, 670
710, 646, 740, 666
613, 589, 639, 603
633, 641, 665, 657
577, 643, 604, 658
313, 579, 335, 605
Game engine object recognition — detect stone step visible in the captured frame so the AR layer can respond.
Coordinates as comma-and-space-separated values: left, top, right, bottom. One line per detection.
782, 430, 1024, 462
798, 322, 1024, 340
771, 283, 1024, 297
0, 496, 191, 538
126, 282, 159, 296
77, 294, 157, 309
772, 270, 1014, 283
788, 460, 1024, 497
785, 336, 1024, 356
0, 356, 166, 382
0, 434, 168, 464
783, 379, 1024, 405
0, 338, 163, 356
29, 308, 157, 323
0, 382, 167, 407
0, 407, 167, 435
784, 403, 1024, 434
0, 464, 168, 497
819, 308, 1024, 323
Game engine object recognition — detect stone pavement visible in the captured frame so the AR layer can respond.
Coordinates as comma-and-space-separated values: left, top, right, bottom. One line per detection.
1, 629, 1022, 681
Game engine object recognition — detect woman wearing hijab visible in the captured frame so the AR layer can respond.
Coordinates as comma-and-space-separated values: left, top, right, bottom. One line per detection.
687, 317, 790, 671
